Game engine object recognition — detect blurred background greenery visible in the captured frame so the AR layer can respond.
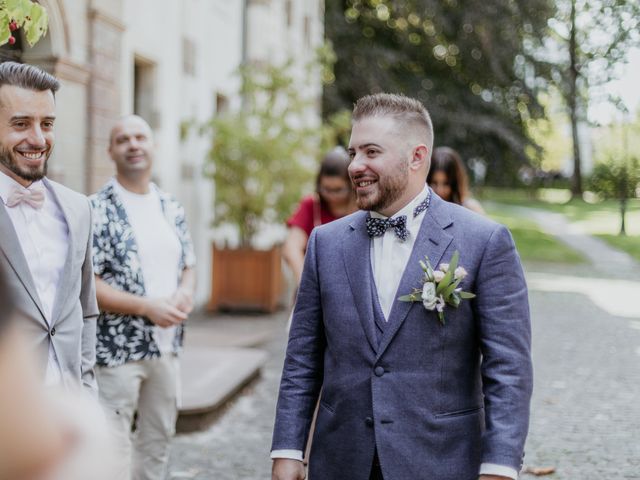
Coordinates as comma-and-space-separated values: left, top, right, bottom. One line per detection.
317, 0, 640, 265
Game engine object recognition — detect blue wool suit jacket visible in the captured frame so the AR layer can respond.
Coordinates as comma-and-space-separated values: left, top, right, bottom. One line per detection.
272, 193, 533, 480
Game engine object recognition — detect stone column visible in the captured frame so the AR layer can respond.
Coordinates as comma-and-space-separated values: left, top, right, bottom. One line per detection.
86, 3, 125, 193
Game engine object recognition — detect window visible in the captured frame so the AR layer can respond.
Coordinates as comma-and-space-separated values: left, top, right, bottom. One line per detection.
183, 37, 196, 76
216, 93, 229, 116
133, 57, 157, 128
285, 0, 293, 27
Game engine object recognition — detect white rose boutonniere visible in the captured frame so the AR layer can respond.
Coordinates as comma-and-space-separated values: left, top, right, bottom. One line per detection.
398, 251, 475, 325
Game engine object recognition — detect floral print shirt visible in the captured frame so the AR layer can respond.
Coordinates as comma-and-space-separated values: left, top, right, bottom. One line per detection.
90, 180, 196, 367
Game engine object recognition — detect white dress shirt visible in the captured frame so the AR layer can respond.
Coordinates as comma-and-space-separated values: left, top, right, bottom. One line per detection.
370, 184, 430, 320
0, 170, 68, 385
272, 185, 518, 479
113, 180, 182, 354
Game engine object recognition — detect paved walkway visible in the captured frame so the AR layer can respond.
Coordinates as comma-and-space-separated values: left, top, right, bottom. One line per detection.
507, 204, 640, 281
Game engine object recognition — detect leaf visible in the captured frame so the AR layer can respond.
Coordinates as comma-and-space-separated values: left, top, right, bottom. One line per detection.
459, 291, 476, 299
5, 0, 31, 23
398, 294, 418, 302
24, 2, 47, 46
447, 292, 461, 308
398, 292, 422, 302
442, 278, 461, 299
0, 23, 10, 46
436, 251, 459, 295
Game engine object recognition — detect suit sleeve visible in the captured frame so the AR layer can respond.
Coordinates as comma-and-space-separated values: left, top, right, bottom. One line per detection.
475, 224, 533, 471
271, 228, 325, 454
80, 198, 99, 395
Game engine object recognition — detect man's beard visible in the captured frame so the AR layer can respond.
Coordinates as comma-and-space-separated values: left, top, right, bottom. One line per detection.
0, 144, 49, 182
355, 161, 409, 212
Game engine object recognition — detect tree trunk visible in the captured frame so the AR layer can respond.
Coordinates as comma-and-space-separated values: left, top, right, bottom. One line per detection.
568, 0, 583, 199
619, 198, 627, 236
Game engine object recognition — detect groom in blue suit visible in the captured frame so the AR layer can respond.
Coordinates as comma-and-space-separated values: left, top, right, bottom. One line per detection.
271, 93, 532, 480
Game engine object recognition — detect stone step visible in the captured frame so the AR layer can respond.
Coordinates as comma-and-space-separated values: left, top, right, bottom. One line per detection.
177, 346, 267, 432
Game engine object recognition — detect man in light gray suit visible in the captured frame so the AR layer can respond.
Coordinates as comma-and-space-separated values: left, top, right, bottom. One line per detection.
272, 94, 532, 480
0, 62, 98, 393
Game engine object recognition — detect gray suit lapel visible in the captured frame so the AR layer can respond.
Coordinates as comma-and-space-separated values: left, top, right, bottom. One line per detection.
376, 196, 453, 360
44, 179, 73, 326
0, 201, 48, 324
343, 212, 378, 353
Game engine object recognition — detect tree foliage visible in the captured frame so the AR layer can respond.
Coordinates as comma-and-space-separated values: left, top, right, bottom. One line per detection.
324, 0, 555, 185
547, 0, 640, 196
0, 0, 48, 46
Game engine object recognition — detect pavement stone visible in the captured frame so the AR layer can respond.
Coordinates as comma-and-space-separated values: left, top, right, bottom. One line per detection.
169, 311, 288, 480
523, 281, 640, 479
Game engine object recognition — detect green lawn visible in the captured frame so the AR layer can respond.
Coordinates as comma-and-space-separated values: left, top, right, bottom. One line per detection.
595, 234, 640, 262
480, 188, 639, 259
485, 203, 586, 264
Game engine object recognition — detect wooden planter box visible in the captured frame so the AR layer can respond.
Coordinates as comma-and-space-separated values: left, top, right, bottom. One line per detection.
208, 245, 283, 313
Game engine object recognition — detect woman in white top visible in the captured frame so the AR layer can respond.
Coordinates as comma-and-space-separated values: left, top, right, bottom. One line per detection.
427, 146, 485, 215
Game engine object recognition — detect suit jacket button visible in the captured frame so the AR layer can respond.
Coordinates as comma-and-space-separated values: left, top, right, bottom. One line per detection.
365, 417, 374, 427
374, 366, 385, 377
50, 327, 56, 336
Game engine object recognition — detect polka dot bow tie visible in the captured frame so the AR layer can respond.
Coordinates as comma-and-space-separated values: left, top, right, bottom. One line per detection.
366, 215, 409, 241
365, 193, 431, 242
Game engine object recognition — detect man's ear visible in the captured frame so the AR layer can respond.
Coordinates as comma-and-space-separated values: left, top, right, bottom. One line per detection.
409, 144, 429, 171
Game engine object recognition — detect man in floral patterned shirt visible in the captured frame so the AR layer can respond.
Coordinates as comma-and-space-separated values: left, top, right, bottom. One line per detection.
90, 115, 196, 480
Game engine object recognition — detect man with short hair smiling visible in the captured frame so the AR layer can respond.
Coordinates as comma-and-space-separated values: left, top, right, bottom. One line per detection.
91, 115, 196, 480
271, 93, 532, 480
0, 61, 98, 393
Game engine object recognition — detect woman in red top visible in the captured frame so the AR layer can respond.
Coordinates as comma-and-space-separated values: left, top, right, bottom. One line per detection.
283, 147, 357, 286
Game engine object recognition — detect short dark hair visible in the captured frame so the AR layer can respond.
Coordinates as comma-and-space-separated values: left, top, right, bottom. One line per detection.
0, 61, 60, 95
352, 93, 434, 152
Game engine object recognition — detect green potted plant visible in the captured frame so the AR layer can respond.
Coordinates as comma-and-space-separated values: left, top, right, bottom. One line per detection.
203, 61, 319, 312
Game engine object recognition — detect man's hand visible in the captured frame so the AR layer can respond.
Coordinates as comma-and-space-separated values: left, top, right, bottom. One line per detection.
171, 287, 194, 314
142, 298, 188, 327
272, 459, 305, 480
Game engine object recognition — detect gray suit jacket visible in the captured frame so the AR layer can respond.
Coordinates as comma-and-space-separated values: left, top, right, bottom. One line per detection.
272, 193, 533, 480
0, 178, 99, 393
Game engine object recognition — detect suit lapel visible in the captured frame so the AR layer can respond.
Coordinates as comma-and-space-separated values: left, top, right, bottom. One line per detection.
376, 196, 453, 360
44, 179, 73, 326
0, 201, 48, 324
342, 211, 378, 353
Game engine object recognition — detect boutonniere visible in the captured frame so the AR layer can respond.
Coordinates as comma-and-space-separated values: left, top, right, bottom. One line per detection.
398, 251, 475, 325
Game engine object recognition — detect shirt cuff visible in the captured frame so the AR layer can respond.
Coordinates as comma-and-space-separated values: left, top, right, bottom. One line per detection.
479, 463, 519, 479
270, 450, 304, 461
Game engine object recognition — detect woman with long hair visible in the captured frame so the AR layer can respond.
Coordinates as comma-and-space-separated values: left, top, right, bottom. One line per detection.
283, 147, 357, 286
427, 146, 485, 214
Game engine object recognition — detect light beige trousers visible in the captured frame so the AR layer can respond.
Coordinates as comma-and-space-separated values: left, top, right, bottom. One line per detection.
96, 355, 178, 480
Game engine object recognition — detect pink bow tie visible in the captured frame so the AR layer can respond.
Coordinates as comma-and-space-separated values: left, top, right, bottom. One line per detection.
6, 184, 45, 209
